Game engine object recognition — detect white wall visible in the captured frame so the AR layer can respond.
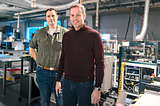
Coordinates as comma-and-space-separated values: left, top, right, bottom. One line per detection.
99, 10, 160, 41
136, 11, 160, 41
99, 13, 137, 41
147, 11, 160, 40
86, 14, 93, 28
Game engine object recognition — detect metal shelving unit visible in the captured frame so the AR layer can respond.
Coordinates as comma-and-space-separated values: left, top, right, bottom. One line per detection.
121, 41, 159, 97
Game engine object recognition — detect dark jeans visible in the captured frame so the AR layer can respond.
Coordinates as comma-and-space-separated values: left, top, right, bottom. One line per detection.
63, 79, 94, 106
36, 66, 64, 106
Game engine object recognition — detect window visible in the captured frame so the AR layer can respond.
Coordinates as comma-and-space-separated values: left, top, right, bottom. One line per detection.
64, 20, 66, 28
26, 27, 43, 40
100, 34, 110, 41
44, 20, 61, 27
27, 20, 66, 40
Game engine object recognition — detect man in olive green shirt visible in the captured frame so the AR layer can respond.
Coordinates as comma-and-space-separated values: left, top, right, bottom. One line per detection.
29, 8, 68, 106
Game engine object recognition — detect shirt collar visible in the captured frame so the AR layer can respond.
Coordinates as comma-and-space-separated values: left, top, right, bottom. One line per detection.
72, 24, 86, 32
45, 25, 61, 34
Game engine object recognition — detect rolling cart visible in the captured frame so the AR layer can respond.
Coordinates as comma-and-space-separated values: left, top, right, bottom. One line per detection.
18, 56, 40, 106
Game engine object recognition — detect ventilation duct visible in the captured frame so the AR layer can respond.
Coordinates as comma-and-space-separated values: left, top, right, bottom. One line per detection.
135, 0, 150, 41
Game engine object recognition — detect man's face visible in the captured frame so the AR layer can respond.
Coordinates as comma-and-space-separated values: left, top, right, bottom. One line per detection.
46, 10, 58, 27
70, 7, 86, 30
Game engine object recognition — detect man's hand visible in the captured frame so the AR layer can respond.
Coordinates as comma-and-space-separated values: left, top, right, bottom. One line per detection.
55, 81, 62, 96
91, 89, 101, 104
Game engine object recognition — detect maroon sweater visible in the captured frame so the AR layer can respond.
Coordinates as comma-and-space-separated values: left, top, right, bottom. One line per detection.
57, 24, 104, 87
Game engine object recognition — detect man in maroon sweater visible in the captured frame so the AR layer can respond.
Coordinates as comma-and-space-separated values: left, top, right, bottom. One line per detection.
56, 4, 104, 106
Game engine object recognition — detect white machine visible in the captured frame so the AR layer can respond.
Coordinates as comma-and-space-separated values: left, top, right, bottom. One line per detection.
101, 56, 114, 92
12, 41, 24, 50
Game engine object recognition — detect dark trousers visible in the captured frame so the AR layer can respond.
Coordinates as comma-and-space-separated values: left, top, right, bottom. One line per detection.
36, 66, 64, 106
63, 79, 94, 106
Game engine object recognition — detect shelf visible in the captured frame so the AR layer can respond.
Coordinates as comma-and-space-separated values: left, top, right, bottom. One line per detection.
126, 67, 140, 70
125, 61, 157, 70
125, 78, 139, 82
125, 73, 139, 76
125, 92, 139, 97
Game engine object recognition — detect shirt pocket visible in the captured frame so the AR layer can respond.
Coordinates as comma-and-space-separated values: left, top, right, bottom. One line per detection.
55, 40, 62, 51
38, 37, 49, 50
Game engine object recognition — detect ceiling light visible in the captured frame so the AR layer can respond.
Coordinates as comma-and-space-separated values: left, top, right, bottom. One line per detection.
24, 0, 80, 10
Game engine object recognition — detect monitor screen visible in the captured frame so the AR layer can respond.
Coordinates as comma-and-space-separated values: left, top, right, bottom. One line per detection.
100, 34, 110, 40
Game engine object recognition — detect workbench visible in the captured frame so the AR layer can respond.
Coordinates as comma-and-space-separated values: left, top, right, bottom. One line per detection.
0, 54, 21, 95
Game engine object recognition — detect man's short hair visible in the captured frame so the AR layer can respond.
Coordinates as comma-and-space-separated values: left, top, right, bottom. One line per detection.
46, 8, 57, 15
70, 4, 85, 15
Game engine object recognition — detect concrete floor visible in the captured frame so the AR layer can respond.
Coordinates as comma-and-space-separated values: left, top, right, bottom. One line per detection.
0, 79, 56, 106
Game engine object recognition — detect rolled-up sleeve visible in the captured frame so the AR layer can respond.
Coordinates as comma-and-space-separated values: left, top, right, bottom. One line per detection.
29, 31, 39, 49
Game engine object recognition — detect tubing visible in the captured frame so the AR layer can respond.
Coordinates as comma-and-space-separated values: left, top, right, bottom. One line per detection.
34, 73, 39, 88
135, 0, 150, 41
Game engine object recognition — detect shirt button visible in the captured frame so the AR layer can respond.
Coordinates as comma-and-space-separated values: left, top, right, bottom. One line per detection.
50, 58, 52, 60
51, 50, 53, 51
87, 77, 89, 78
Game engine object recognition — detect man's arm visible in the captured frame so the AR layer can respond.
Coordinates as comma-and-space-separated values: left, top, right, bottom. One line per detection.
29, 47, 37, 61
91, 32, 104, 104
56, 33, 66, 96
94, 32, 104, 87
55, 52, 64, 96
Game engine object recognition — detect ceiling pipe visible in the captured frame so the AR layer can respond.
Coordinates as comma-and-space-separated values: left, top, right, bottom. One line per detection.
135, 0, 150, 41
5, 1, 31, 10
14, 9, 45, 15
17, 13, 20, 32
82, 0, 96, 4
24, 0, 79, 10
96, 1, 99, 28
14, 0, 84, 16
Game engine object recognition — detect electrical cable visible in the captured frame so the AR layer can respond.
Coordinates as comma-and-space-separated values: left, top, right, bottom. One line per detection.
133, 83, 139, 93
124, 3, 134, 40
116, 62, 125, 104
124, 83, 134, 91
34, 73, 39, 88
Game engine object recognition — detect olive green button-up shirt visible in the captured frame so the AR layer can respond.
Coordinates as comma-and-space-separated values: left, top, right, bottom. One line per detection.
29, 25, 69, 68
